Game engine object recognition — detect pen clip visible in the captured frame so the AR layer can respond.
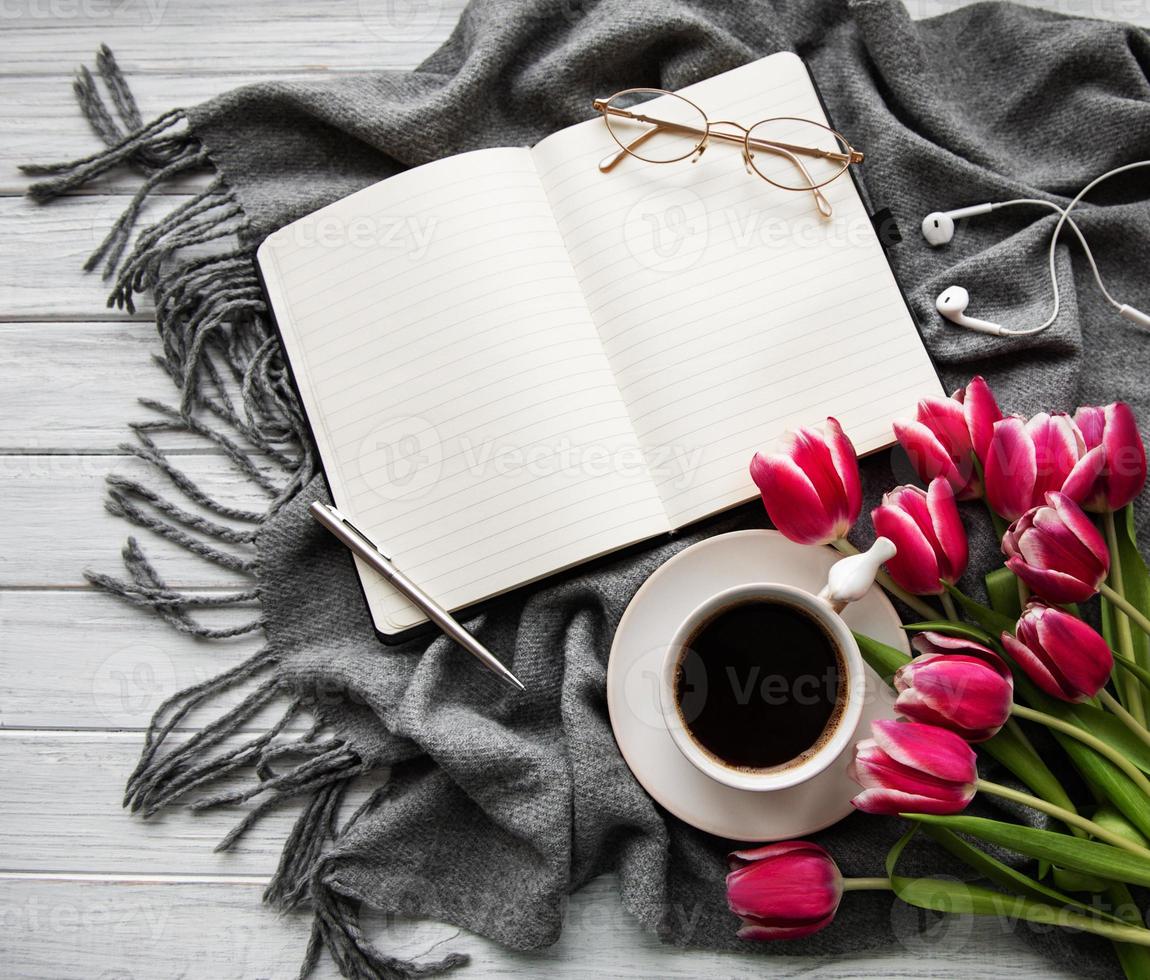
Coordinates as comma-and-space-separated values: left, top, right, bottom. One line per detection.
324, 505, 392, 560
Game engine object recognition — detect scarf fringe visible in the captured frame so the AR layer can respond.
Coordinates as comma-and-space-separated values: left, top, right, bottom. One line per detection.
303, 887, 471, 980
27, 47, 458, 980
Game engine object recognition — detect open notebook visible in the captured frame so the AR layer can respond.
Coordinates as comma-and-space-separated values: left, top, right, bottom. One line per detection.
257, 51, 943, 639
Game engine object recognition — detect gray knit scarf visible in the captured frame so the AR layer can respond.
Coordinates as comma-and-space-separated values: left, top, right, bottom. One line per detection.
26, 1, 1150, 977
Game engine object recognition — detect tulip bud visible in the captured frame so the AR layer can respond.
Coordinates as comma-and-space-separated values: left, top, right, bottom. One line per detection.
895, 634, 1014, 742
750, 417, 862, 546
849, 719, 978, 815
984, 413, 1104, 521
893, 376, 1001, 500
1002, 492, 1110, 604
1002, 602, 1113, 702
871, 478, 968, 595
726, 841, 843, 940
1071, 403, 1147, 512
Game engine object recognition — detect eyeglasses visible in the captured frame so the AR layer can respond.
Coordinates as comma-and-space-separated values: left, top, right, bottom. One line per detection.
592, 88, 864, 218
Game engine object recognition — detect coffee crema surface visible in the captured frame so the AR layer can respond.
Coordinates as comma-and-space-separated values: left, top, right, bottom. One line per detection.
673, 599, 845, 771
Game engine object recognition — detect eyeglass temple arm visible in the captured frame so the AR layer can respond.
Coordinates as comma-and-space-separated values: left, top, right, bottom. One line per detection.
594, 103, 863, 165
595, 112, 833, 217
598, 125, 663, 172
747, 143, 833, 218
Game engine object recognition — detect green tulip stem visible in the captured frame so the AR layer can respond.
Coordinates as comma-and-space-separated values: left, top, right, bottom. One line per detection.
940, 591, 960, 623
978, 779, 1150, 858
1103, 510, 1146, 723
1011, 703, 1150, 798
1100, 581, 1150, 642
840, 878, 894, 892
1098, 690, 1150, 750
831, 539, 940, 620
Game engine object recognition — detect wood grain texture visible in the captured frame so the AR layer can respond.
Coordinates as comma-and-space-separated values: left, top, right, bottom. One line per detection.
0, 322, 205, 452
3, 0, 1145, 976
0, 453, 275, 587
0, 590, 269, 731
0, 0, 469, 75
0, 871, 1078, 980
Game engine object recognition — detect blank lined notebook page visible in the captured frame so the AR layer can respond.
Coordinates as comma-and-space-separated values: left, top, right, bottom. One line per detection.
532, 52, 943, 529
258, 148, 668, 633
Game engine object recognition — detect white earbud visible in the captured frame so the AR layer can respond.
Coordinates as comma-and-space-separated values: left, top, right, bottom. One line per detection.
920, 203, 995, 246
935, 286, 1007, 336
920, 161, 1150, 338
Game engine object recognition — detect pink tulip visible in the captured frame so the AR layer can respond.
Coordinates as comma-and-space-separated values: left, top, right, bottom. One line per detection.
983, 413, 1103, 521
750, 418, 862, 545
1072, 403, 1147, 512
1002, 602, 1113, 702
849, 719, 978, 816
871, 478, 968, 595
895, 634, 1014, 742
893, 376, 1002, 499
726, 841, 843, 940
1002, 492, 1110, 603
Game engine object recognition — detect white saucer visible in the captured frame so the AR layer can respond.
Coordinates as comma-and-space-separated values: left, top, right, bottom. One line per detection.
606, 529, 904, 842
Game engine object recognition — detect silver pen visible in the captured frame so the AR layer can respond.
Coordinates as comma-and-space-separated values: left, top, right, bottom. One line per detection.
309, 501, 525, 692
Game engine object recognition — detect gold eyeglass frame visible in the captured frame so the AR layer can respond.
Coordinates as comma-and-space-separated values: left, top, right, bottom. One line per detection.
592, 88, 864, 218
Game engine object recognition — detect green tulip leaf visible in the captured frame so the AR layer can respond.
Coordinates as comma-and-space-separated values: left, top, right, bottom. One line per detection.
1067, 703, 1150, 775
907, 814, 1150, 888
981, 726, 1080, 822
1051, 865, 1109, 894
885, 828, 1150, 948
852, 631, 910, 682
985, 565, 1023, 621
920, 825, 1124, 922
1107, 882, 1150, 980
1055, 732, 1150, 841
946, 585, 1017, 636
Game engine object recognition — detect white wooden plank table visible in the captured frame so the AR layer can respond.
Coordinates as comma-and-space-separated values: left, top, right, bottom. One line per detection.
1, 1, 1141, 976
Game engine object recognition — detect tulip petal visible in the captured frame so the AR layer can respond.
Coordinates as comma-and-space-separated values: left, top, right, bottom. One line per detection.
872, 497, 944, 595
926, 477, 968, 583
1075, 406, 1106, 450
1032, 607, 1112, 700
960, 376, 1002, 462
1048, 492, 1109, 570
986, 417, 1037, 520
1002, 631, 1071, 701
1061, 445, 1107, 511
737, 912, 836, 941
726, 855, 839, 919
910, 632, 1002, 664
851, 787, 972, 816
870, 719, 977, 783
1101, 403, 1147, 509
824, 417, 863, 526
893, 419, 964, 493
751, 453, 837, 545
918, 396, 971, 458
1005, 557, 1097, 604
789, 426, 851, 522
1027, 413, 1083, 502
729, 840, 826, 866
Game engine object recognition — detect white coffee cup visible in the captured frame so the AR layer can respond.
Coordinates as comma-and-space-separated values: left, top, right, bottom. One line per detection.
659, 581, 867, 793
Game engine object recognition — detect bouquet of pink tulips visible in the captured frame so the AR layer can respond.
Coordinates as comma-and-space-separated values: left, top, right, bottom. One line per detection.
736, 379, 1150, 975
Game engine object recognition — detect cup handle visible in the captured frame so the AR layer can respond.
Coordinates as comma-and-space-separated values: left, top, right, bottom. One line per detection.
817, 537, 897, 614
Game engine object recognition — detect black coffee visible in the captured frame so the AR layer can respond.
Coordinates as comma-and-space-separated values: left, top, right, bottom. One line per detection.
674, 599, 844, 771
